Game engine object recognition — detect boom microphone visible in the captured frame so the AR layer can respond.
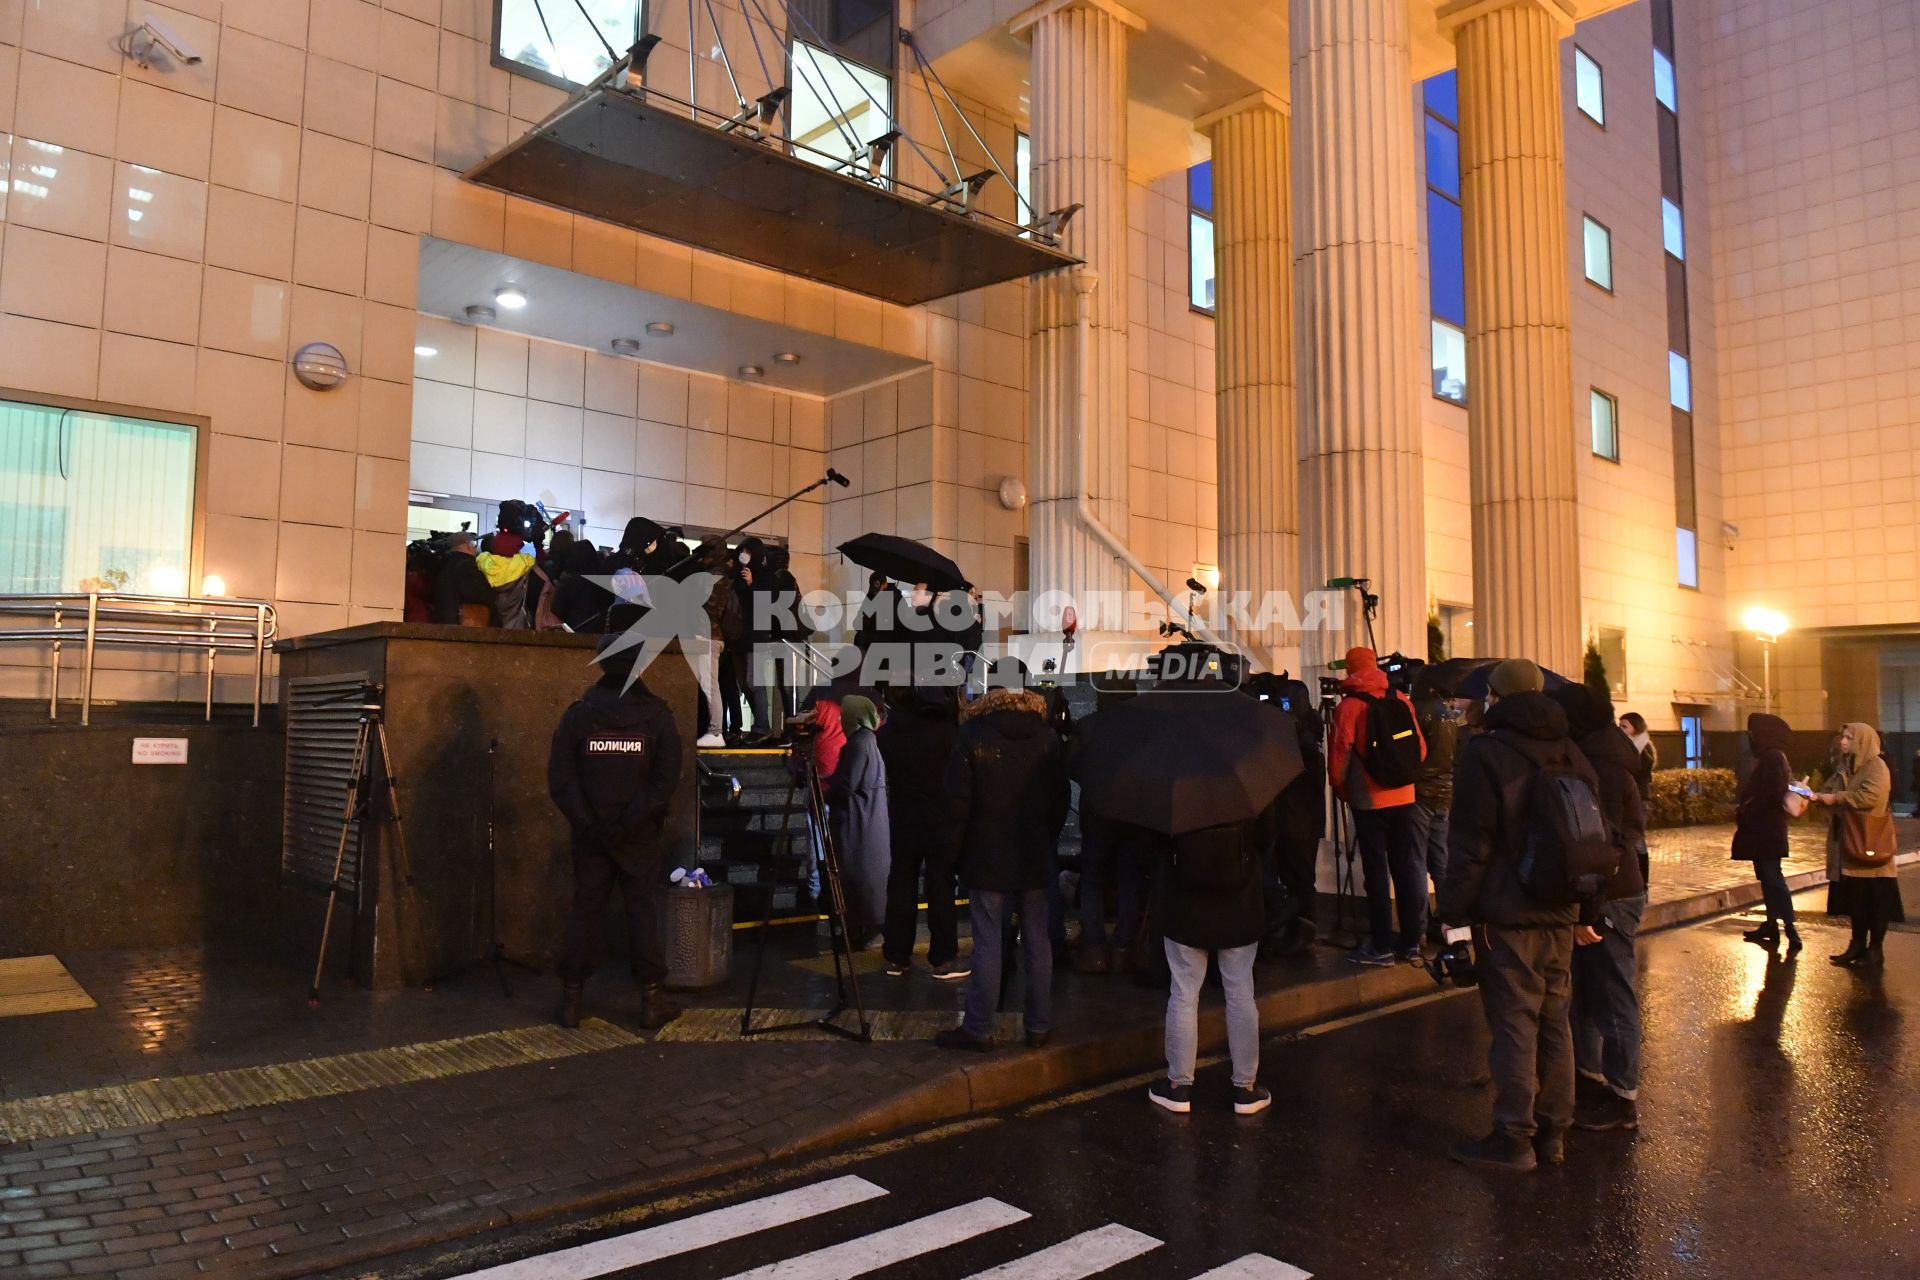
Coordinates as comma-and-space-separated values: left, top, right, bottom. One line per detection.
826, 468, 851, 487
1185, 577, 1208, 595
1324, 576, 1371, 590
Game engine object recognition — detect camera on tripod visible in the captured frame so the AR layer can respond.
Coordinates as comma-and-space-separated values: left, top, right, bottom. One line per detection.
1425, 926, 1479, 989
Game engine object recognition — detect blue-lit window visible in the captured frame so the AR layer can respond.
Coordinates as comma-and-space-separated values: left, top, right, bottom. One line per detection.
1662, 197, 1685, 259
1668, 350, 1692, 410
1188, 161, 1214, 313
1423, 72, 1466, 404
1653, 49, 1677, 111
1681, 712, 1705, 766
1676, 525, 1699, 589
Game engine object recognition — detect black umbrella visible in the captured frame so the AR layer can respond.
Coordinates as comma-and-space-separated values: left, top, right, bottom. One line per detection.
837, 532, 968, 593
1071, 690, 1304, 837
1452, 660, 1573, 702
1420, 656, 1498, 697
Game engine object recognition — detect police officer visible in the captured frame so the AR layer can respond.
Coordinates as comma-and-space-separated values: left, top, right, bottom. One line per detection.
547, 634, 685, 1029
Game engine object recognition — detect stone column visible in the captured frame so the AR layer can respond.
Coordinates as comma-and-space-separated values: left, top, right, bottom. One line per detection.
1013, 0, 1142, 639
1290, 0, 1428, 665
1199, 92, 1297, 672
1443, 0, 1582, 674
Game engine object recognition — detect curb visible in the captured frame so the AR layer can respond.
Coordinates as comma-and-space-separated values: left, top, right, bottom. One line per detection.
298, 867, 1905, 1280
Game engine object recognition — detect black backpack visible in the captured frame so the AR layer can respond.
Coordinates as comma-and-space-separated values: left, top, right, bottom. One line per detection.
1498, 741, 1619, 905
1353, 692, 1423, 789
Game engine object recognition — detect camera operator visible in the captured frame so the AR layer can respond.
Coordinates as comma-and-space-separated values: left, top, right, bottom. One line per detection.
431, 531, 495, 626
1438, 658, 1595, 1172
547, 634, 686, 1031
1328, 647, 1427, 966
1410, 667, 1463, 942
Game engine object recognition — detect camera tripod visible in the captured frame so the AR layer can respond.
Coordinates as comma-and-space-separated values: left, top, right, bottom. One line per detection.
308, 693, 428, 1004
739, 746, 872, 1042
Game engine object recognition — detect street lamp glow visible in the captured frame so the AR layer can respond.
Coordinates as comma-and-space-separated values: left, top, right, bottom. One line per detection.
1743, 606, 1788, 637
201, 575, 226, 597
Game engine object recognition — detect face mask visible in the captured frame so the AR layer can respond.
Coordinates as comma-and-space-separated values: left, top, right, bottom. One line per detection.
739, 551, 750, 564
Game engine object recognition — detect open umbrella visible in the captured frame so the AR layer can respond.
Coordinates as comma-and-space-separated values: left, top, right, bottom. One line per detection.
1420, 656, 1498, 698
837, 532, 968, 593
1452, 661, 1573, 702
1071, 690, 1303, 836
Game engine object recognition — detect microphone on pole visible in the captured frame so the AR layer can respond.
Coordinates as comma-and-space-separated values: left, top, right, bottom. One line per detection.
826, 468, 851, 487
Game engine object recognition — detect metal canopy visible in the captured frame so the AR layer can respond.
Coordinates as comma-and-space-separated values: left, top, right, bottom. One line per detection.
464, 87, 1080, 308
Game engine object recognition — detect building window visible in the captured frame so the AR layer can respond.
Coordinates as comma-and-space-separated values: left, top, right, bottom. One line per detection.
495, 0, 640, 88
1596, 626, 1628, 699
1188, 161, 1215, 313
0, 397, 198, 594
1653, 48, 1677, 111
1676, 525, 1699, 589
1590, 389, 1621, 462
1582, 215, 1613, 290
1668, 350, 1692, 411
1015, 131, 1032, 225
1438, 602, 1475, 660
1680, 711, 1705, 767
789, 39, 893, 175
1662, 197, 1685, 259
1424, 71, 1466, 404
1574, 48, 1605, 125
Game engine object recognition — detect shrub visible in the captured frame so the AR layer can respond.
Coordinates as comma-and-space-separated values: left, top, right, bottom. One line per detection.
1646, 767, 1738, 828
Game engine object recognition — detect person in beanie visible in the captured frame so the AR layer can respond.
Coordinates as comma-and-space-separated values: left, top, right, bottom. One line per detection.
1440, 657, 1594, 1171
935, 685, 1070, 1052
1551, 684, 1649, 1134
1734, 713, 1801, 953
826, 694, 890, 950
877, 686, 967, 978
547, 634, 686, 1030
1328, 646, 1427, 965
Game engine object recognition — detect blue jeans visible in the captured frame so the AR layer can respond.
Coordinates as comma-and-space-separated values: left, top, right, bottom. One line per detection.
1572, 891, 1646, 1099
963, 889, 1052, 1038
1164, 941, 1260, 1088
1352, 804, 1425, 952
1078, 819, 1144, 950
1410, 802, 1450, 899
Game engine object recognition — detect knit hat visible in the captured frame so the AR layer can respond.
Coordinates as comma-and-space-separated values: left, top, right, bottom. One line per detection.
1344, 646, 1378, 674
1488, 657, 1544, 697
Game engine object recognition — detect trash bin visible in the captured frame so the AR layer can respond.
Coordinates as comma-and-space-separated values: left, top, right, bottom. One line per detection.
663, 882, 734, 990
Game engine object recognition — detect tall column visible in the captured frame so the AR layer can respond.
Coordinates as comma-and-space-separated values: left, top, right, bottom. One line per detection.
1444, 0, 1581, 675
1199, 92, 1296, 672
1291, 0, 1428, 665
1014, 0, 1142, 637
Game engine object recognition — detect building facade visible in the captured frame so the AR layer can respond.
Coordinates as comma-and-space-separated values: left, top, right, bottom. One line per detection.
0, 0, 1912, 743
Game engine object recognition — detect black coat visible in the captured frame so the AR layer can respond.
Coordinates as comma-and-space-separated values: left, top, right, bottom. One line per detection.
432, 552, 494, 624
945, 689, 1069, 893
1734, 752, 1791, 861
1438, 691, 1596, 929
876, 696, 961, 816
547, 679, 683, 869
1151, 807, 1273, 951
1573, 724, 1648, 901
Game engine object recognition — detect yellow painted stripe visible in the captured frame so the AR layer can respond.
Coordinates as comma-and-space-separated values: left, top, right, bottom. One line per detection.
0, 955, 96, 1018
0, 1019, 640, 1144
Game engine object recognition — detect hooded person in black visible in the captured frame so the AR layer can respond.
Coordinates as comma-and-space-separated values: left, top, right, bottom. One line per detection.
1734, 712, 1800, 952
1552, 683, 1650, 1133
877, 686, 966, 977
1439, 659, 1596, 1171
547, 634, 686, 1030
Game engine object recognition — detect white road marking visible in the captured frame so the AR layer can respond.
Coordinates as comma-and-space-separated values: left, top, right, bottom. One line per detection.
962, 1223, 1163, 1278
451, 1176, 888, 1279
722, 1197, 1031, 1279
1190, 1255, 1313, 1280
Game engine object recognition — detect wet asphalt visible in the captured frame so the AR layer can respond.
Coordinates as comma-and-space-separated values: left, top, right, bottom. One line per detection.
391, 884, 1920, 1280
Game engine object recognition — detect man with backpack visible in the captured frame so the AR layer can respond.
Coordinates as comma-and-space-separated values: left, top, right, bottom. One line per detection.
1439, 658, 1613, 1172
1328, 647, 1428, 965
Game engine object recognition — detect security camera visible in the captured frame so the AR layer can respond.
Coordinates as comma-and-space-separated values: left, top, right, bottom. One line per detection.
129, 19, 203, 68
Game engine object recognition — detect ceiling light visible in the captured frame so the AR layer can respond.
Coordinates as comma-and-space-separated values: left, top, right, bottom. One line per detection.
774, 351, 801, 365
414, 345, 438, 357
464, 304, 496, 323
738, 364, 765, 379
494, 286, 527, 309
610, 337, 642, 356
646, 321, 675, 337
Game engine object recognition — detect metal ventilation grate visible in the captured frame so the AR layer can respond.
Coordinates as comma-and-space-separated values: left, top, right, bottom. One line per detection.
282, 674, 376, 893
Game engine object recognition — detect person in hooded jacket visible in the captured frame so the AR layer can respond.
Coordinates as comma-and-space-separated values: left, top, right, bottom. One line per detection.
1439, 658, 1596, 1172
1552, 684, 1650, 1134
1328, 646, 1428, 965
877, 686, 967, 979
935, 685, 1070, 1052
1734, 713, 1801, 953
1811, 721, 1904, 968
826, 694, 890, 949
547, 635, 686, 1030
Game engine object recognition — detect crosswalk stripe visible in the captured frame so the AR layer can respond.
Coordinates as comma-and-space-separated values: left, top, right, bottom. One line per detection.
1189, 1255, 1312, 1280
963, 1223, 1163, 1278
451, 1176, 888, 1279
722, 1197, 1031, 1280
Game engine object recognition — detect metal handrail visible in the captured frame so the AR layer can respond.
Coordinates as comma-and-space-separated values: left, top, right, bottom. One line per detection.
0, 592, 277, 727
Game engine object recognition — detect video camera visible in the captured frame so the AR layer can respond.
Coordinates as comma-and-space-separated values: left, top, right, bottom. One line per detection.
1379, 651, 1422, 695
496, 498, 549, 548
1425, 926, 1479, 989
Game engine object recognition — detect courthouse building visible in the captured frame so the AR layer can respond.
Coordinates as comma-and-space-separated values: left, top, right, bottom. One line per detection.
0, 0, 1914, 747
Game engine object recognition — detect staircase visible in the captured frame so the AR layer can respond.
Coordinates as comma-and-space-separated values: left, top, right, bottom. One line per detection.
696, 746, 813, 924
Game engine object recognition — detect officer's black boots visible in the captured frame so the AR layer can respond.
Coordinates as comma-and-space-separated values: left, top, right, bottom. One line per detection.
638, 984, 682, 1030
556, 981, 584, 1029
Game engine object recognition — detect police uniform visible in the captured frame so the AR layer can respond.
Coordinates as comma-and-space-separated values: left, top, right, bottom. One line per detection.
547, 669, 683, 1010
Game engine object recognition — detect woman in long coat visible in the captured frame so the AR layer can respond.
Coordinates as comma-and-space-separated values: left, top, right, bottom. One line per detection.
1810, 721, 1904, 968
827, 694, 891, 949
1733, 713, 1800, 952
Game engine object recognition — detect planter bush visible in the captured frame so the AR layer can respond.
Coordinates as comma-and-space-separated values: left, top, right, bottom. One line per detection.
1647, 767, 1738, 828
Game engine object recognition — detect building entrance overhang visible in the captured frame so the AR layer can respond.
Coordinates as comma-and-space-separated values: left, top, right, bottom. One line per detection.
465, 75, 1080, 308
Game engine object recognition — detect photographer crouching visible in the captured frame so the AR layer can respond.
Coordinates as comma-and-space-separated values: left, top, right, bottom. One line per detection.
547, 634, 685, 1031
